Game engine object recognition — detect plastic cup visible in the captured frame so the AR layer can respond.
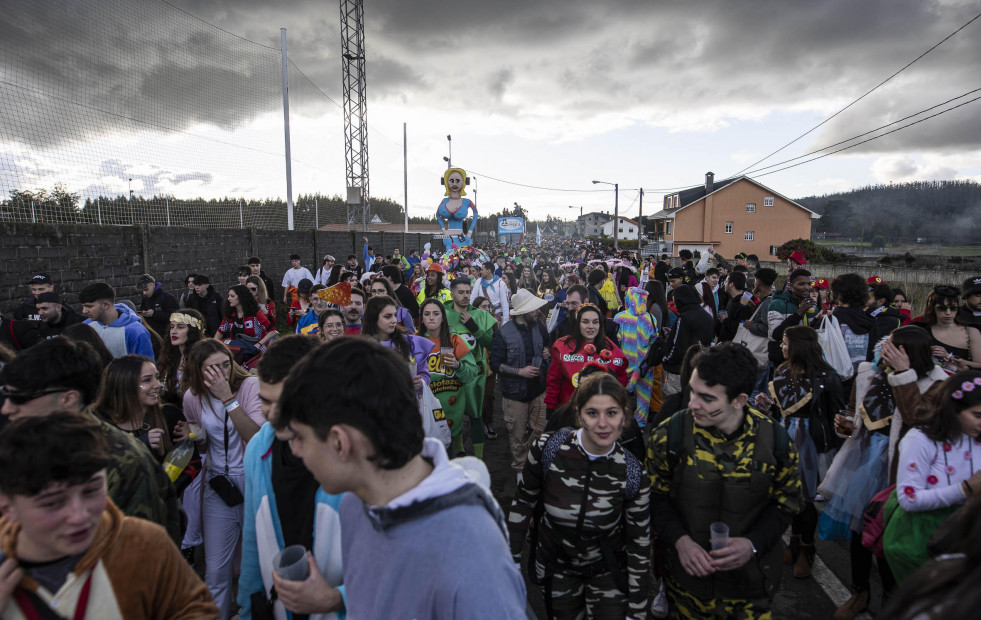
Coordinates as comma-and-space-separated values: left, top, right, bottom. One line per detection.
273, 545, 309, 581
440, 346, 455, 365
710, 522, 729, 551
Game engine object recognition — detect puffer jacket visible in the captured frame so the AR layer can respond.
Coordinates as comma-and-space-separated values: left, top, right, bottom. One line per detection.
662, 285, 715, 374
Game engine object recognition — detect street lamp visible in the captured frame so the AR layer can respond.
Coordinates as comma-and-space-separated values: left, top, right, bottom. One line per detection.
592, 180, 619, 250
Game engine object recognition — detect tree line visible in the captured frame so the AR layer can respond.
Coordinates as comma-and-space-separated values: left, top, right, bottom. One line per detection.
796, 180, 981, 245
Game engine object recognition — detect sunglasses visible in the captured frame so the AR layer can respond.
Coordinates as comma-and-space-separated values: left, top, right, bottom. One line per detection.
247, 286, 258, 292
935, 305, 957, 313
0, 386, 68, 405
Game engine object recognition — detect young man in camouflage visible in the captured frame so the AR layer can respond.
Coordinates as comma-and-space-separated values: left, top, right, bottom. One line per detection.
443, 277, 496, 458
0, 337, 182, 544
647, 342, 802, 619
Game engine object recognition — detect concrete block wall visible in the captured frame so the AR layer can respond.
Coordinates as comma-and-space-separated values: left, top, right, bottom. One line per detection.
0, 223, 438, 316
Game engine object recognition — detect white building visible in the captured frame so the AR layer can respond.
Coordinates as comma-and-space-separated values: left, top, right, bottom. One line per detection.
600, 216, 640, 241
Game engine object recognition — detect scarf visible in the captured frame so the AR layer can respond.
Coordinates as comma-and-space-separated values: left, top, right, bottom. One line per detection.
480, 275, 501, 289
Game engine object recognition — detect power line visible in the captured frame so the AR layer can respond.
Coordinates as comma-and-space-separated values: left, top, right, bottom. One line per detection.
727, 9, 981, 178
459, 168, 611, 193
749, 94, 981, 179
743, 87, 981, 176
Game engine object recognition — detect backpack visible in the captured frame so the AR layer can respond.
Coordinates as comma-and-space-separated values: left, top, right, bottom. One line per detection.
861, 484, 896, 558
527, 427, 642, 589
664, 409, 790, 473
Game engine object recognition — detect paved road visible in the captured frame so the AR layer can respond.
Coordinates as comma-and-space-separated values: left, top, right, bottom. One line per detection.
470, 388, 886, 619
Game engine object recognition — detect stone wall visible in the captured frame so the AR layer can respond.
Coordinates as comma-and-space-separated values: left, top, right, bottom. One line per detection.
0, 222, 434, 314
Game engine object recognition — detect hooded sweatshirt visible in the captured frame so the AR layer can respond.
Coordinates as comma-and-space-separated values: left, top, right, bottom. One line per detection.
614, 287, 658, 425
662, 285, 715, 374
339, 438, 527, 619
84, 303, 154, 359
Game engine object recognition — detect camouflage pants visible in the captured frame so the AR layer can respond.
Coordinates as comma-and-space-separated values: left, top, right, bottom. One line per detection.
665, 578, 772, 619
545, 569, 626, 620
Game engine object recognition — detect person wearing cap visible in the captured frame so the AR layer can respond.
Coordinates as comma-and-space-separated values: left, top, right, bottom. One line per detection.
314, 254, 336, 285
783, 250, 808, 292
12, 274, 55, 325
958, 276, 981, 330
489, 289, 551, 474
135, 274, 178, 339
35, 291, 83, 339
416, 263, 452, 306
185, 274, 223, 336
664, 267, 687, 332
287, 278, 315, 330
282, 254, 315, 305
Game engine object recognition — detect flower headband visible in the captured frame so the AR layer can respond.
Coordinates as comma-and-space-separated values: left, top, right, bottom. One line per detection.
170, 312, 203, 331
952, 377, 981, 400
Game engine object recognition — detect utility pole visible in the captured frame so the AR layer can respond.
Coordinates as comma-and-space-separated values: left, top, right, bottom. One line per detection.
340, 0, 370, 231
280, 29, 295, 230
638, 188, 644, 251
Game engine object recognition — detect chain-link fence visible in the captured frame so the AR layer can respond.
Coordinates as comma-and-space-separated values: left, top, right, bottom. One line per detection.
0, 0, 369, 230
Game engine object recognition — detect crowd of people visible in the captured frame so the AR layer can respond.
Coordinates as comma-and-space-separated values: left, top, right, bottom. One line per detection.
0, 237, 979, 619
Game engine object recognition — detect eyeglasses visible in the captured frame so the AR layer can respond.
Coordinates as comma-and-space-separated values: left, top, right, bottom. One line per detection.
0, 386, 69, 405
247, 286, 258, 292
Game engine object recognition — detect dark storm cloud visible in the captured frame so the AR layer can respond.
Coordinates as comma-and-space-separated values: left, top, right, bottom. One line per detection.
0, 0, 978, 156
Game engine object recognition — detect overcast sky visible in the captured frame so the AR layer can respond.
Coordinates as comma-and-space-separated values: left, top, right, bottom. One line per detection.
1, 0, 979, 221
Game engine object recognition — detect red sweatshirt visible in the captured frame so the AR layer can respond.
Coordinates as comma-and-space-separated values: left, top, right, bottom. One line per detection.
545, 336, 629, 409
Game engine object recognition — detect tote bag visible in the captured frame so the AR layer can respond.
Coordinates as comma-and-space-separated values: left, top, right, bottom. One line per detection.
817, 315, 854, 379
418, 383, 452, 450
734, 302, 769, 366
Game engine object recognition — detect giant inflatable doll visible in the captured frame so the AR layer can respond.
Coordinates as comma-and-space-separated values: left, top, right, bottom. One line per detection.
436, 167, 478, 251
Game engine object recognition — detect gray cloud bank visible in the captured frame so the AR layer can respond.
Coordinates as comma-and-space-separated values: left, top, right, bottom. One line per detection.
1, 0, 978, 162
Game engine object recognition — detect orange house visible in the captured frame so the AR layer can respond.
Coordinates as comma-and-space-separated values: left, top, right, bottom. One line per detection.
648, 172, 819, 259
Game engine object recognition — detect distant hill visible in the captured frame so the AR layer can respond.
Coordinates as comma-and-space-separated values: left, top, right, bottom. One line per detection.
795, 180, 981, 245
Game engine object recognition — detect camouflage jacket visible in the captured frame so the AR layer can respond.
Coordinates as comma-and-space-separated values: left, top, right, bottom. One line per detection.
647, 408, 801, 552
508, 429, 651, 615
93, 414, 181, 544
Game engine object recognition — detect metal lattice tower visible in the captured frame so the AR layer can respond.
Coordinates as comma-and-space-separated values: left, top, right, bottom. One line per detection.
339, 0, 369, 231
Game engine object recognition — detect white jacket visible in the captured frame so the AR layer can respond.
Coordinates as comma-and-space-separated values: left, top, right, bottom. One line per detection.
471, 278, 510, 323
